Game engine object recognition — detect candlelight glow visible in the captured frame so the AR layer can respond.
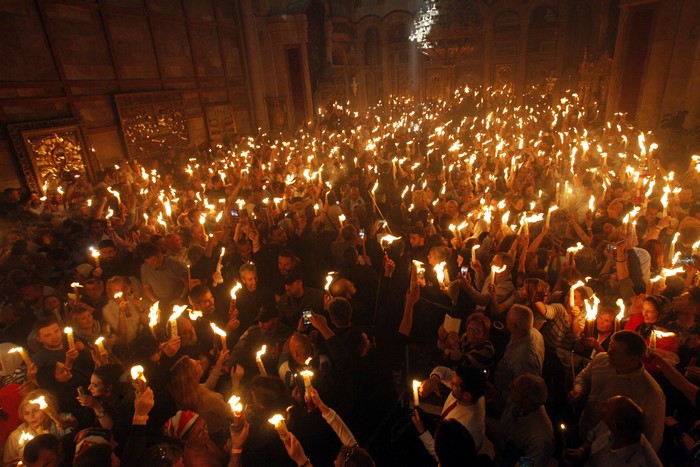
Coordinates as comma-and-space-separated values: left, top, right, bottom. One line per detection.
230, 283, 243, 300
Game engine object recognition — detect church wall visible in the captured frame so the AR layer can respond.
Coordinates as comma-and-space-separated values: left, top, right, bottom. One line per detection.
0, 0, 253, 191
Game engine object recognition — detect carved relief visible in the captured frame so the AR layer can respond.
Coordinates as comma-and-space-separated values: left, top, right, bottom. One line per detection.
8, 118, 97, 194
115, 91, 190, 159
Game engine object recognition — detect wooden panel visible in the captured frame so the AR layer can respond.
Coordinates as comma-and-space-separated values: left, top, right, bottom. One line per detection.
151, 19, 195, 78
147, 0, 183, 17
189, 23, 224, 77
73, 96, 118, 128
42, 3, 115, 80
213, 0, 236, 24
183, 0, 214, 21
104, 12, 159, 79
220, 27, 244, 78
0, 0, 58, 81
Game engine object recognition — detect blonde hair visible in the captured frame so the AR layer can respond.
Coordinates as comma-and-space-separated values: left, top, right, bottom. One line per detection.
169, 358, 201, 411
19, 389, 59, 424
105, 276, 130, 298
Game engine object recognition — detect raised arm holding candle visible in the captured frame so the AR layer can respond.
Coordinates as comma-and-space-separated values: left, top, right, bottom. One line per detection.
256, 344, 267, 375
168, 304, 187, 338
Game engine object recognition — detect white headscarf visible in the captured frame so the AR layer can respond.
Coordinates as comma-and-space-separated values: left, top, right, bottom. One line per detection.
0, 343, 23, 377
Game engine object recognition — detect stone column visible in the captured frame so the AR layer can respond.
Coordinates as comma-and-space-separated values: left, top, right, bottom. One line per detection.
605, 3, 633, 122
239, 0, 268, 131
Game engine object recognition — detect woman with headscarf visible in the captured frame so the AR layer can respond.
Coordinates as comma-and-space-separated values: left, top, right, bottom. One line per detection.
636, 294, 680, 375
0, 343, 26, 387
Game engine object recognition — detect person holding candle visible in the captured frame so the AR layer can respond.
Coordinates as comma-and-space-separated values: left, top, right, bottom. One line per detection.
437, 312, 495, 371
31, 317, 93, 388
569, 331, 666, 451
163, 410, 227, 467
493, 305, 545, 404
3, 390, 74, 466
412, 365, 487, 458
102, 276, 148, 350
578, 306, 615, 358
229, 306, 293, 389
140, 243, 189, 306
563, 395, 662, 467
0, 343, 29, 387
168, 350, 233, 441
76, 363, 125, 432
68, 304, 103, 348
634, 295, 680, 373
234, 263, 277, 338
491, 374, 554, 467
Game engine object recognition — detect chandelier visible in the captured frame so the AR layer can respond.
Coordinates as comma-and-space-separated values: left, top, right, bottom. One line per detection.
409, 0, 483, 64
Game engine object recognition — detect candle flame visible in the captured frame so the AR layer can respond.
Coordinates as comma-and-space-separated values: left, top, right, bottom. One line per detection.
130, 365, 146, 382
189, 310, 203, 320
616, 298, 625, 322
257, 345, 267, 359
210, 322, 227, 337
268, 414, 285, 426
230, 283, 242, 300
29, 395, 48, 410
70, 282, 83, 288
148, 302, 160, 328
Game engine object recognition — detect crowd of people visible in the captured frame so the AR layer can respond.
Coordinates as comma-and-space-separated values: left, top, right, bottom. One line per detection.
1, 85, 700, 466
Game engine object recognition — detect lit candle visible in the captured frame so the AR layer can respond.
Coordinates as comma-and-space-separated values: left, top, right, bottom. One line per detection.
649, 329, 657, 350
91, 249, 101, 269
472, 244, 480, 263
187, 264, 191, 291
230, 283, 242, 301
300, 369, 315, 411
559, 423, 568, 448
546, 205, 558, 227
130, 365, 147, 385
9, 347, 32, 368
148, 301, 159, 338
569, 280, 585, 308
412, 379, 421, 408
228, 395, 243, 422
669, 232, 680, 266
64, 327, 75, 350
95, 336, 106, 354
29, 395, 61, 426
18, 431, 34, 448
268, 414, 289, 441
491, 265, 506, 284
338, 213, 346, 227
211, 323, 228, 351
168, 305, 187, 338
615, 298, 625, 332
188, 310, 203, 320
71, 282, 83, 302
256, 345, 267, 375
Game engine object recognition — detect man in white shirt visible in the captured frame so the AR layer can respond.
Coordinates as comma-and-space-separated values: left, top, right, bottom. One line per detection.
569, 330, 665, 451
563, 395, 662, 466
412, 365, 487, 461
494, 305, 545, 400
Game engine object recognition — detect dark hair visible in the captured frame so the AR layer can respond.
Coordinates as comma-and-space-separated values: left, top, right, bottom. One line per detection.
342, 327, 368, 360
32, 316, 59, 335
188, 283, 210, 303
611, 330, 647, 358
454, 365, 486, 399
434, 419, 476, 466
22, 433, 59, 465
36, 362, 59, 389
329, 297, 353, 327
93, 363, 123, 395
140, 243, 161, 260
249, 376, 288, 412
74, 443, 112, 467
